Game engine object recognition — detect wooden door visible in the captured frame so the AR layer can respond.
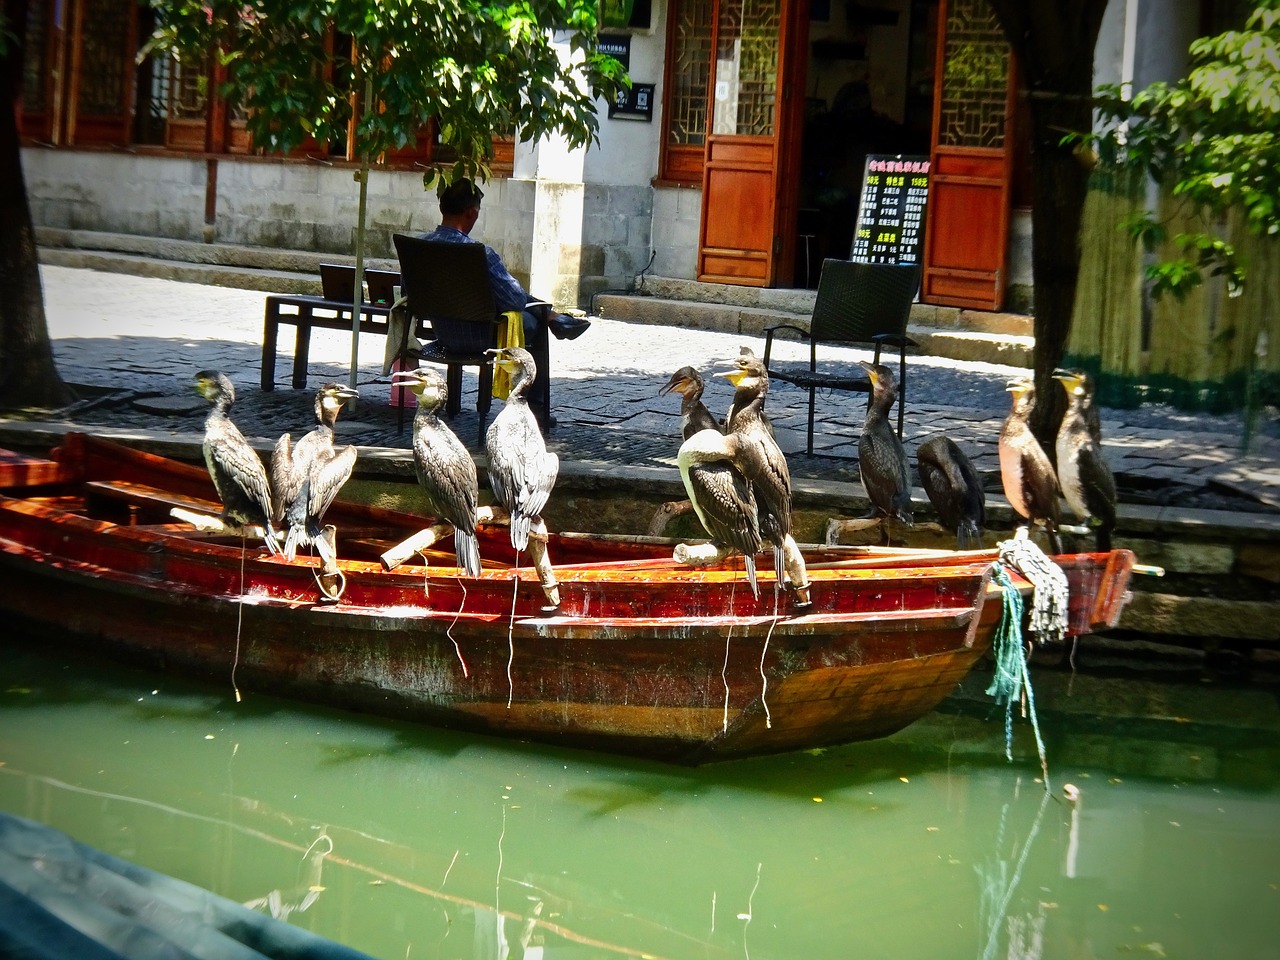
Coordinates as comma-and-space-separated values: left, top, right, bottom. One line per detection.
697, 0, 806, 287
921, 0, 1015, 310
66, 0, 139, 146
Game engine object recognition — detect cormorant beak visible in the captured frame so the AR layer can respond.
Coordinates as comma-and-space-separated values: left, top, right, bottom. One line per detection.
718, 368, 747, 387
856, 360, 878, 385
335, 385, 360, 401
1005, 379, 1031, 396
1051, 369, 1083, 392
659, 373, 690, 396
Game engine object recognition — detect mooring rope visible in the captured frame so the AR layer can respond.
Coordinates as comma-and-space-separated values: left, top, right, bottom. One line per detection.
999, 530, 1070, 647
988, 529, 1070, 790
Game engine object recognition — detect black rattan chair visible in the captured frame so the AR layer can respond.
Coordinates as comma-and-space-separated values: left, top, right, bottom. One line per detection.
393, 235, 508, 428
762, 258, 920, 454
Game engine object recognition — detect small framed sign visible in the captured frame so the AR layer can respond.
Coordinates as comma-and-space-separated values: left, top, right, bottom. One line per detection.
608, 83, 655, 121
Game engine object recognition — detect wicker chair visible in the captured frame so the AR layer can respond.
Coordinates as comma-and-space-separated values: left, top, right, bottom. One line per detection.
392, 235, 510, 429
762, 259, 920, 454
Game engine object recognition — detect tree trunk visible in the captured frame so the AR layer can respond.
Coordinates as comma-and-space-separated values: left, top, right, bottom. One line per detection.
987, 0, 1108, 446
0, 1, 71, 411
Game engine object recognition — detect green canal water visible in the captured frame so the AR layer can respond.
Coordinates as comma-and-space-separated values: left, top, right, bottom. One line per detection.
1, 636, 1277, 960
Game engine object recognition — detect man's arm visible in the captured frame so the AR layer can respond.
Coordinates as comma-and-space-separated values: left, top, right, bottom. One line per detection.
483, 245, 537, 315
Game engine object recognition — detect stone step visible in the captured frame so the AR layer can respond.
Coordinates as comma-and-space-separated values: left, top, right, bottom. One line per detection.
36, 227, 398, 297
596, 292, 1032, 369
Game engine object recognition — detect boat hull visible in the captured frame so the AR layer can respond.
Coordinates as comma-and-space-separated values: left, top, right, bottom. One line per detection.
0, 435, 1134, 764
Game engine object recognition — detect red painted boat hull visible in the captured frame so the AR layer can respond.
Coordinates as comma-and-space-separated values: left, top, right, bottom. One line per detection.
0, 435, 1135, 764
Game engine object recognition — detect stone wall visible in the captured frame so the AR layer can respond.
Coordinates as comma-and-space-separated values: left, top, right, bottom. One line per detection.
24, 148, 658, 312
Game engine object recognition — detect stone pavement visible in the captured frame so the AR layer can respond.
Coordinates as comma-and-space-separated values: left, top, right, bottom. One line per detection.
10, 265, 1280, 516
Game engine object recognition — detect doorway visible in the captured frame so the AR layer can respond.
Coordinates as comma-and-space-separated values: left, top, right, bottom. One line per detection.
793, 0, 937, 287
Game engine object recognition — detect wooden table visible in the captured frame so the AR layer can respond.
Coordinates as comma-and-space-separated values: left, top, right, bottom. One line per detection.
261, 295, 398, 391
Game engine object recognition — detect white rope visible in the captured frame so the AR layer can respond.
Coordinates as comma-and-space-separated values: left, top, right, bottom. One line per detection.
998, 528, 1070, 646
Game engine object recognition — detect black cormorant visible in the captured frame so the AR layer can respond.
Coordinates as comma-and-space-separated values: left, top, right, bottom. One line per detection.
677, 428, 762, 597
659, 366, 721, 440
392, 366, 482, 576
720, 352, 792, 581
1053, 368, 1116, 551
998, 376, 1062, 553
270, 381, 359, 560
485, 347, 558, 551
916, 435, 985, 549
193, 370, 280, 553
857, 361, 914, 541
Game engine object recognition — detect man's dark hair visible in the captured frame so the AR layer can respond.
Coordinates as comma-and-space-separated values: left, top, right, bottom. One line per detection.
438, 178, 484, 216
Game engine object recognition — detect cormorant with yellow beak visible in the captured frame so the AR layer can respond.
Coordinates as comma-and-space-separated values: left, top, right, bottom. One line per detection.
392, 366, 483, 576
193, 370, 280, 554
659, 366, 721, 440
1053, 368, 1116, 551
999, 376, 1062, 553
485, 347, 558, 551
857, 361, 913, 543
270, 382, 360, 561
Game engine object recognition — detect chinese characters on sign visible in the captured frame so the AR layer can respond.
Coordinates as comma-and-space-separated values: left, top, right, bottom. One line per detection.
849, 155, 931, 265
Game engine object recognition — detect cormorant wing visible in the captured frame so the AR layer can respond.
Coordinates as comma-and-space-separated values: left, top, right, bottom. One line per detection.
209, 429, 274, 520
306, 445, 357, 525
413, 426, 479, 532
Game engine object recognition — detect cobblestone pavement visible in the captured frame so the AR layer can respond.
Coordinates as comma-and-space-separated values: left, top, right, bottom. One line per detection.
15, 265, 1280, 513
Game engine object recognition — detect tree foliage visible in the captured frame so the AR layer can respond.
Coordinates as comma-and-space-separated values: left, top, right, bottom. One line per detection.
146, 0, 629, 184
1083, 1, 1280, 298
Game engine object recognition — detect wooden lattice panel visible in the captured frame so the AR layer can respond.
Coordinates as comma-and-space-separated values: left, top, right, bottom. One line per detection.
937, 0, 1007, 149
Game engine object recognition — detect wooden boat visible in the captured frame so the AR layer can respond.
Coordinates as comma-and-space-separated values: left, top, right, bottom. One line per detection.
0, 434, 1135, 764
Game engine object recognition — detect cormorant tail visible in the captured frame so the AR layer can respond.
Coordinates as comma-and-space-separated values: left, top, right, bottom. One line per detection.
455, 528, 482, 578
283, 525, 306, 562
744, 554, 759, 600
510, 515, 532, 553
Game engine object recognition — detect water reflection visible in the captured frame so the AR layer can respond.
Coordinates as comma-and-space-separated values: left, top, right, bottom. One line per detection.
1, 637, 1277, 959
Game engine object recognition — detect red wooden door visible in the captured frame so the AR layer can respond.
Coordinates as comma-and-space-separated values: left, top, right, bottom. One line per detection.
922, 0, 1016, 310
697, 0, 806, 287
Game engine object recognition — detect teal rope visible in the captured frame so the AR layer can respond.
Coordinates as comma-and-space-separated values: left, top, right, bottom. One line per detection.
988, 563, 1051, 790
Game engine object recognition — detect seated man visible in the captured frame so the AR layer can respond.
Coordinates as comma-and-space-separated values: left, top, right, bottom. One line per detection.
419, 179, 589, 429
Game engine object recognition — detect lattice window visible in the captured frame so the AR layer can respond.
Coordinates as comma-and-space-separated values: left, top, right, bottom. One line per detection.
937, 0, 1008, 149
76, 0, 131, 118
711, 0, 779, 137
668, 0, 714, 146
170, 59, 209, 121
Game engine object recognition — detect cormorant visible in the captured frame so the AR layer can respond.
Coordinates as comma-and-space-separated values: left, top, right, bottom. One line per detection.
391, 366, 482, 576
270, 381, 359, 561
916, 435, 985, 549
720, 352, 792, 581
485, 347, 559, 551
659, 366, 721, 440
1053, 368, 1116, 551
677, 428, 761, 597
857, 361, 914, 542
998, 376, 1062, 553
193, 370, 280, 553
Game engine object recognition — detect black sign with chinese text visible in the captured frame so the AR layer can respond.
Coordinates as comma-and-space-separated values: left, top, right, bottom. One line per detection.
849, 155, 930, 265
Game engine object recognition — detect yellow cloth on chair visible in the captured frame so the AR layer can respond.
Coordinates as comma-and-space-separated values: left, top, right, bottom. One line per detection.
491, 310, 525, 400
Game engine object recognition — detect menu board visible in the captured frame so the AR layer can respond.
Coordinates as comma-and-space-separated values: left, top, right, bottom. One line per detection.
849, 155, 931, 265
